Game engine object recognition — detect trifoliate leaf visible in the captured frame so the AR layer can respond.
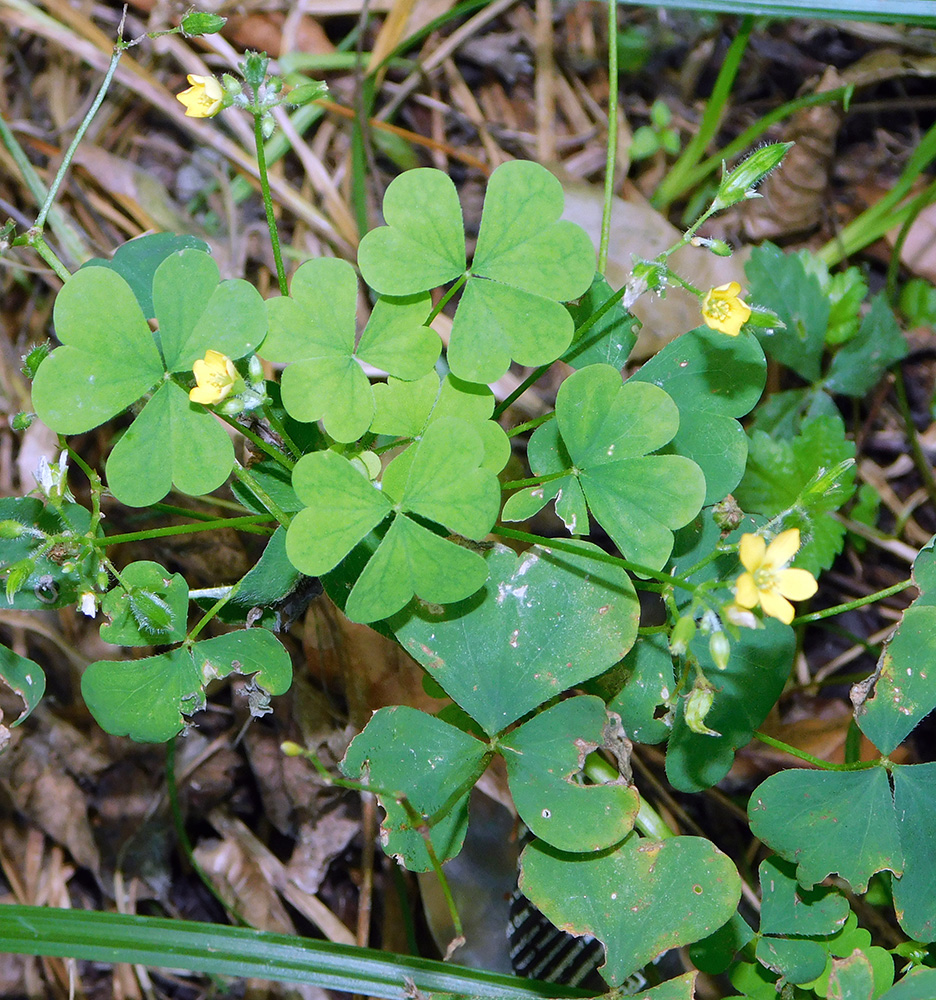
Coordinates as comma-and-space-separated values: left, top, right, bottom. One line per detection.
503, 364, 706, 571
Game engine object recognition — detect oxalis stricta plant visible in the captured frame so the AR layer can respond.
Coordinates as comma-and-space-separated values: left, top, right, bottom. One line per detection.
2, 13, 936, 1000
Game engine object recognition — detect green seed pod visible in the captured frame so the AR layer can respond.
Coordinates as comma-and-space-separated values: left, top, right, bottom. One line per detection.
181, 11, 227, 37
0, 520, 25, 539
128, 589, 174, 635
686, 678, 720, 737
711, 142, 793, 213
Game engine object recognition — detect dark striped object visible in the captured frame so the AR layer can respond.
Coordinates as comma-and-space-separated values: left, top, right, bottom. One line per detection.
507, 889, 651, 993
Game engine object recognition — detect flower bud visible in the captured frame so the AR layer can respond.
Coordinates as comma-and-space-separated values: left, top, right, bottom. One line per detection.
286, 81, 329, 107
0, 520, 25, 539
21, 341, 51, 379
242, 51, 270, 89
712, 495, 743, 533
710, 142, 793, 212
669, 615, 696, 656
261, 114, 276, 140
11, 412, 35, 431
709, 630, 731, 671
690, 236, 733, 257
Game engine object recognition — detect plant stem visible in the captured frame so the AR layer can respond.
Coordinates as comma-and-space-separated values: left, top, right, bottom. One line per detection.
598, 0, 618, 274
217, 412, 295, 470
36, 46, 123, 231
506, 412, 555, 438
254, 112, 289, 297
752, 730, 882, 771
492, 525, 697, 594
92, 514, 276, 547
500, 468, 569, 491
25, 231, 71, 282
232, 463, 292, 528
425, 272, 468, 326
791, 578, 914, 626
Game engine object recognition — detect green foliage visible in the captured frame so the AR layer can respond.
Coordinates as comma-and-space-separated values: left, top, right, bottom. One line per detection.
100, 560, 189, 645
855, 538, 936, 755
503, 365, 706, 570
631, 325, 766, 504
32, 249, 267, 505
0, 646, 45, 727
519, 835, 741, 987
262, 257, 439, 441
358, 160, 596, 382
81, 628, 291, 742
734, 414, 856, 574
391, 542, 638, 736
287, 418, 499, 622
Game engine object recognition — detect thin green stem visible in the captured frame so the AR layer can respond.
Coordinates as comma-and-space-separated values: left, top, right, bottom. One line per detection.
501, 468, 569, 491
186, 580, 243, 642
36, 47, 123, 230
492, 280, 634, 420
232, 463, 292, 528
652, 17, 753, 211
507, 412, 554, 438
253, 112, 289, 297
752, 731, 882, 771
598, 0, 618, 274
27, 232, 71, 282
216, 412, 295, 470
262, 403, 303, 460
792, 578, 914, 626
492, 525, 697, 593
92, 514, 275, 547
425, 273, 468, 326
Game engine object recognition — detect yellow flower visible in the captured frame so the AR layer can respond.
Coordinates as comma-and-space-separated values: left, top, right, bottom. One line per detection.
701, 281, 752, 337
176, 74, 224, 118
190, 350, 238, 405
734, 528, 818, 625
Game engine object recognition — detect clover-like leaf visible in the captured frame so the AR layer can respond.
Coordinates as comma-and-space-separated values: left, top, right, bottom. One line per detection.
81, 628, 291, 742
608, 632, 674, 746
854, 538, 936, 756
340, 706, 489, 871
0, 644, 45, 727
519, 835, 741, 988
891, 761, 936, 942
359, 161, 595, 384
391, 541, 638, 736
499, 696, 639, 851
82, 232, 210, 317
262, 257, 438, 441
372, 372, 509, 474
100, 560, 189, 646
748, 767, 903, 894
287, 418, 499, 622
32, 266, 164, 434
632, 326, 766, 504
759, 856, 850, 938
503, 365, 706, 571
107, 381, 236, 506
33, 250, 266, 506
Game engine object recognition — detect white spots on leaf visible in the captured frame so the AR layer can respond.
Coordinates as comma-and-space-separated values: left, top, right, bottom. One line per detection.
509, 629, 520, 648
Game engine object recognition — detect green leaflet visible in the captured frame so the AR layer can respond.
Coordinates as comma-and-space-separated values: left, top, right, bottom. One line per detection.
392, 542, 639, 735
81, 629, 291, 743
503, 364, 706, 571
262, 257, 439, 442
358, 161, 595, 383
32, 250, 266, 506
286, 418, 499, 622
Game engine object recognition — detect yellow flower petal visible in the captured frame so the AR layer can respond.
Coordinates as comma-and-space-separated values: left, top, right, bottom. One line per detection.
189, 350, 238, 404
765, 528, 801, 569
777, 567, 818, 601
758, 588, 795, 625
739, 533, 766, 572
177, 74, 224, 118
734, 572, 759, 609
701, 282, 752, 337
